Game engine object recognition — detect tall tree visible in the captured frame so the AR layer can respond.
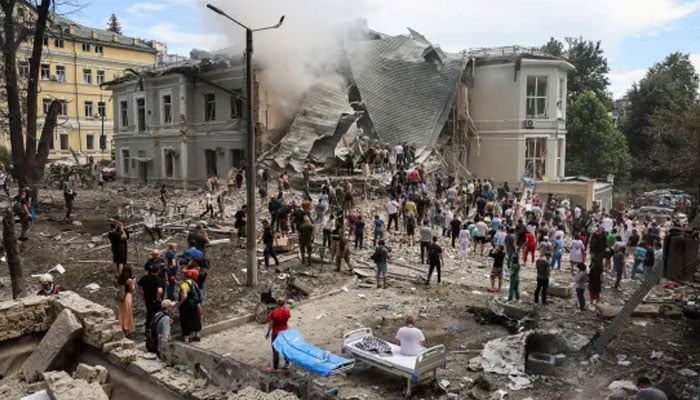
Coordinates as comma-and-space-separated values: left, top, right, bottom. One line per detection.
644, 105, 700, 190
540, 37, 610, 103
566, 91, 631, 178
624, 52, 699, 161
541, 37, 564, 58
1, 0, 61, 189
107, 13, 122, 34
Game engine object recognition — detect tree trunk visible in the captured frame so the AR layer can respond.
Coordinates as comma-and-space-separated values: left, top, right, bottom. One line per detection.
3, 208, 24, 299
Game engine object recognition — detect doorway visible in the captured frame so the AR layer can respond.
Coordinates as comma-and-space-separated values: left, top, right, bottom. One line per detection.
204, 150, 218, 177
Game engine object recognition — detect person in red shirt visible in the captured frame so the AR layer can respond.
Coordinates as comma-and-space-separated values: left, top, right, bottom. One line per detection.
266, 298, 290, 371
524, 231, 537, 265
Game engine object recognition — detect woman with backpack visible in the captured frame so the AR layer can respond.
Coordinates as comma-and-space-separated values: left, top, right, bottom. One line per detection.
178, 269, 202, 342
116, 265, 135, 337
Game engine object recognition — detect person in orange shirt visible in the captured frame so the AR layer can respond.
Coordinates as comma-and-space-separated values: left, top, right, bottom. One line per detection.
266, 298, 290, 372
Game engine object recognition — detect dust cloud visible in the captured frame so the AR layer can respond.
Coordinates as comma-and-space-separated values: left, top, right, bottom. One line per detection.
208, 0, 370, 117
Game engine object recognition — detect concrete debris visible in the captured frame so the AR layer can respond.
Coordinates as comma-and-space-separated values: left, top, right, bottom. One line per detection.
651, 350, 664, 360
472, 331, 528, 376
508, 375, 532, 390
20, 391, 51, 400
490, 389, 509, 399
678, 368, 698, 377
225, 386, 299, 400
22, 309, 83, 382
73, 363, 108, 384
84, 283, 100, 292
607, 380, 637, 392
595, 303, 682, 319
43, 371, 108, 400
547, 283, 572, 298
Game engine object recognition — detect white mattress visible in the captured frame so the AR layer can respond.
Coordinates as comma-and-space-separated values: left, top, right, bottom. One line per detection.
345, 337, 419, 373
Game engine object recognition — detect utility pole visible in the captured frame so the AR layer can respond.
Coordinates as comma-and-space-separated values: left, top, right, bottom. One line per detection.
206, 4, 284, 287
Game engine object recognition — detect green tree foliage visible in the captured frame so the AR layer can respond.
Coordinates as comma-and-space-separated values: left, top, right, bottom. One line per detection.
623, 52, 699, 161
541, 37, 610, 103
644, 105, 700, 189
107, 13, 122, 34
566, 91, 631, 178
0, 145, 10, 169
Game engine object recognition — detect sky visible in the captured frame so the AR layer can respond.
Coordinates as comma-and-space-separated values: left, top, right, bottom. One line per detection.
66, 0, 700, 99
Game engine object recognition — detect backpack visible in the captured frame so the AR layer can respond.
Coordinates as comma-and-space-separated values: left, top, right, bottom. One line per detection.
146, 313, 168, 353
114, 285, 126, 302
184, 279, 202, 307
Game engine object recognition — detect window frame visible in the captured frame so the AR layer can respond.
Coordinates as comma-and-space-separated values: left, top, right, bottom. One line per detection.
42, 36, 49, 46
54, 38, 64, 48
85, 134, 95, 151
84, 100, 94, 118
83, 68, 92, 85
525, 76, 548, 119
95, 45, 104, 54
524, 136, 547, 180
135, 95, 146, 132
42, 98, 52, 115
230, 90, 243, 119
96, 70, 105, 85
59, 133, 70, 151
18, 62, 29, 78
40, 64, 50, 80
119, 99, 129, 128
55, 65, 65, 82
58, 100, 68, 116
163, 147, 175, 178
81, 42, 91, 52
160, 89, 173, 126
97, 101, 106, 118
204, 93, 216, 121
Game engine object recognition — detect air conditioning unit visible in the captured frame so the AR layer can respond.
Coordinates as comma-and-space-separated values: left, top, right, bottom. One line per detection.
524, 119, 535, 129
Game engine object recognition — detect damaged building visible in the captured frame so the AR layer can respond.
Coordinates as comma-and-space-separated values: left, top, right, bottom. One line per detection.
106, 24, 612, 207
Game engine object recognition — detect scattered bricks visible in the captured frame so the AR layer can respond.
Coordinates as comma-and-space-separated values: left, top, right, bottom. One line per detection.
22, 309, 83, 382
108, 348, 139, 364
0, 296, 53, 342
73, 363, 108, 384
526, 352, 557, 375
43, 371, 109, 400
547, 284, 572, 298
101, 341, 122, 353
118, 338, 136, 349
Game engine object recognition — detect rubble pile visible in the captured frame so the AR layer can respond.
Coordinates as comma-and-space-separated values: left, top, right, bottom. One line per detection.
227, 387, 299, 400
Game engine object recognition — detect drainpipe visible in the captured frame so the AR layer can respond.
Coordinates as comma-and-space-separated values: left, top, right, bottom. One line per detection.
72, 39, 82, 156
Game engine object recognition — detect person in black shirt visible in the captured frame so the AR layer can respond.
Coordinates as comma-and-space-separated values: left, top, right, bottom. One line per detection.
138, 263, 165, 334
426, 236, 443, 284
450, 216, 461, 248
488, 245, 505, 292
143, 249, 166, 279
234, 205, 247, 247
262, 219, 279, 268
108, 219, 129, 277
63, 182, 76, 220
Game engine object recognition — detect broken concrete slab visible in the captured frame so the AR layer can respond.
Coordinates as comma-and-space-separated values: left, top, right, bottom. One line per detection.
595, 303, 683, 319
73, 363, 108, 384
547, 284, 572, 298
43, 371, 109, 400
22, 309, 83, 382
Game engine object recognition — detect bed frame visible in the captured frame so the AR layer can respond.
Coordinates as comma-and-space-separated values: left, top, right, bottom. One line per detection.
341, 328, 446, 397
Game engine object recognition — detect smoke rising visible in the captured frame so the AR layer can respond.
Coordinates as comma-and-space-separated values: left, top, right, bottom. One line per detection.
209, 0, 369, 117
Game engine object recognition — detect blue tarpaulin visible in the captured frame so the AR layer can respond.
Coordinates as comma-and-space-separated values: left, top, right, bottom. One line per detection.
272, 328, 354, 377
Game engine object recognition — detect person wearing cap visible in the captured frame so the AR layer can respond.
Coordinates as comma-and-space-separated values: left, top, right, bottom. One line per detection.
179, 269, 202, 342
37, 274, 59, 296
138, 259, 165, 334
635, 376, 668, 400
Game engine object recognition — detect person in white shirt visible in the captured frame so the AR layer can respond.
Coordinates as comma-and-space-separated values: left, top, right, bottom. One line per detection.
601, 214, 614, 233
443, 208, 454, 237
386, 199, 399, 232
143, 208, 162, 243
199, 192, 214, 219
395, 316, 426, 356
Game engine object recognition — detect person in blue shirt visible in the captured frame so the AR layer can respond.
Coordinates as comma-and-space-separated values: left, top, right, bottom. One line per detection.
550, 235, 564, 270
632, 244, 647, 280
373, 215, 385, 247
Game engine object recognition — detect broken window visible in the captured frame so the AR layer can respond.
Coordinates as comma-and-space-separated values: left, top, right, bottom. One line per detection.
230, 91, 243, 119
205, 93, 216, 121
162, 94, 172, 124
525, 137, 547, 180
121, 149, 130, 174
230, 149, 244, 169
120, 100, 129, 127
164, 149, 174, 178
526, 76, 548, 119
59, 134, 69, 151
136, 97, 146, 132
204, 149, 217, 176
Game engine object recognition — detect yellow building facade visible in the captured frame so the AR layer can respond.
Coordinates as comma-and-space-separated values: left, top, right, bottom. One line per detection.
4, 14, 157, 161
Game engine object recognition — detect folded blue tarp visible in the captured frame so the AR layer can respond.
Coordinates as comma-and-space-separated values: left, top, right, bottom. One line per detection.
273, 328, 354, 377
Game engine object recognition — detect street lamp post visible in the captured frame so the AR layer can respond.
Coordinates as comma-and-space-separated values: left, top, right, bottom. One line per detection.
206, 4, 284, 287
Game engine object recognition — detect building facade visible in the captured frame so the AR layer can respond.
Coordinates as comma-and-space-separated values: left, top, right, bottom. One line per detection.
108, 61, 247, 184
467, 49, 574, 183
3, 13, 157, 161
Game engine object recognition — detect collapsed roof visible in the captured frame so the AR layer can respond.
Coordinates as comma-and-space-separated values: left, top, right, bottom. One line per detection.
271, 28, 468, 171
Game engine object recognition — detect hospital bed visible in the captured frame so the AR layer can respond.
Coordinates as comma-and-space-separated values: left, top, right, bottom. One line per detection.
341, 328, 446, 397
